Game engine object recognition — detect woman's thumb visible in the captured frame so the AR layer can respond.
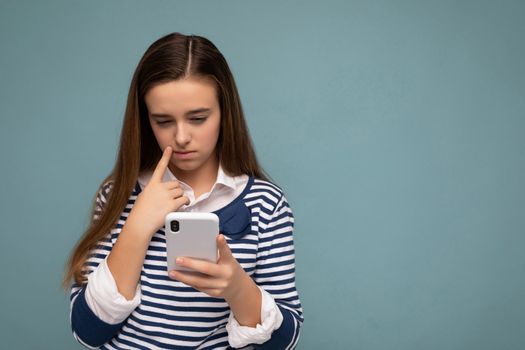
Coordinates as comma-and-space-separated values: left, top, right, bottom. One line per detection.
217, 234, 233, 260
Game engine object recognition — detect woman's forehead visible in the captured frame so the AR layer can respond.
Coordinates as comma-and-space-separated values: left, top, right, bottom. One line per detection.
145, 77, 219, 113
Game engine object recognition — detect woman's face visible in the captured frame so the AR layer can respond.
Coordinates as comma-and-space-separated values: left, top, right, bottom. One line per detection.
145, 76, 221, 177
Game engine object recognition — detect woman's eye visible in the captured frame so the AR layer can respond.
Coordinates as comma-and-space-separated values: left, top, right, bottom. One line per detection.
191, 117, 207, 123
156, 117, 206, 126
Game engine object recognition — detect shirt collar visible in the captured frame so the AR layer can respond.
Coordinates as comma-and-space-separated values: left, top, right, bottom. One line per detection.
138, 162, 237, 191
215, 163, 237, 190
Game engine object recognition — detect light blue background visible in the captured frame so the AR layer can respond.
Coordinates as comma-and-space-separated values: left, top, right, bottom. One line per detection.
1, 0, 524, 349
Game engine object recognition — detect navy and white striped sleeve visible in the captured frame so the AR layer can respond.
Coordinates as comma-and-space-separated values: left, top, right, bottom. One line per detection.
68, 182, 125, 348
253, 192, 304, 349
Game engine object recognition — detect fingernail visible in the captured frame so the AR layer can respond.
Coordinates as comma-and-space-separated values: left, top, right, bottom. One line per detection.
176, 257, 183, 264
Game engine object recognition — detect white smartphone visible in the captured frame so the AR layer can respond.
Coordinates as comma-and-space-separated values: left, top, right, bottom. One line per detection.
164, 212, 219, 272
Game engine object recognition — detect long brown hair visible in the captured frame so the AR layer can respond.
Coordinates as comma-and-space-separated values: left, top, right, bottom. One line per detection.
62, 32, 272, 289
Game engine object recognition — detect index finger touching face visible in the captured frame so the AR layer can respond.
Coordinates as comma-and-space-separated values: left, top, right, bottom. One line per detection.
151, 146, 173, 183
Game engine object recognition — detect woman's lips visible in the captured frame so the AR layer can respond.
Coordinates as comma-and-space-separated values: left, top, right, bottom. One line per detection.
174, 151, 196, 159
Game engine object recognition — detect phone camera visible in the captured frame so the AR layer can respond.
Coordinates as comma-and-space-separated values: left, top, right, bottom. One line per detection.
170, 220, 179, 232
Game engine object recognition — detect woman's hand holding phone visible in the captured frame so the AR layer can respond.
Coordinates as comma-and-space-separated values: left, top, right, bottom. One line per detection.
169, 234, 263, 327
169, 234, 249, 301
128, 146, 190, 236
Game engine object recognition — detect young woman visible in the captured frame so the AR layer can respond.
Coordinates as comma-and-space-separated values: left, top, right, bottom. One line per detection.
63, 32, 303, 349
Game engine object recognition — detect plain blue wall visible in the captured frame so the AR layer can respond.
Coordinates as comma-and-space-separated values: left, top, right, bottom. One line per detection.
1, 0, 524, 349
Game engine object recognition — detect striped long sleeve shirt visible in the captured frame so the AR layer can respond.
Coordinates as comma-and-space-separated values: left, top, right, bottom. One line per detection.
69, 175, 304, 349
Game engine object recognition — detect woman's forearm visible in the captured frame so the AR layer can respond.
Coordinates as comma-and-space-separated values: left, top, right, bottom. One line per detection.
106, 216, 153, 300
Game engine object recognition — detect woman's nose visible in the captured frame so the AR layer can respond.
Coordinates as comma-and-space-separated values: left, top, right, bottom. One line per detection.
175, 124, 191, 146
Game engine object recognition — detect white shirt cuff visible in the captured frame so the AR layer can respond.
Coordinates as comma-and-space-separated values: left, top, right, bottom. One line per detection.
85, 257, 141, 324
226, 285, 284, 348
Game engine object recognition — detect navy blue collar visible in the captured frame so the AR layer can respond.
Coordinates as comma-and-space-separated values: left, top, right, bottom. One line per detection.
133, 176, 254, 240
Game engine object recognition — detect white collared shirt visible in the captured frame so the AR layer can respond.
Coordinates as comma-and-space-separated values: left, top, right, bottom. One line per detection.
84, 163, 283, 348
138, 162, 249, 213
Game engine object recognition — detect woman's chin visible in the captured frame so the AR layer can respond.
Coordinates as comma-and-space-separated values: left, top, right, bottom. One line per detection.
172, 160, 201, 172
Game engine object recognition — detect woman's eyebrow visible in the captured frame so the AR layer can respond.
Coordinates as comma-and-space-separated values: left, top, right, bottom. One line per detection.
150, 108, 211, 118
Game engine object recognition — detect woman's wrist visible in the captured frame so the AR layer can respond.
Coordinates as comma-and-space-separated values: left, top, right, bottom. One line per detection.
225, 272, 262, 327
125, 211, 158, 239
